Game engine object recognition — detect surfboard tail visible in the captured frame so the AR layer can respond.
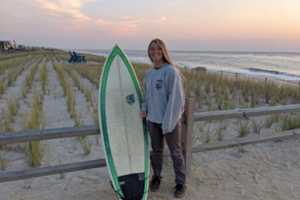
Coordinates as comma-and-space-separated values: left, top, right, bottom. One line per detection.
118, 173, 145, 200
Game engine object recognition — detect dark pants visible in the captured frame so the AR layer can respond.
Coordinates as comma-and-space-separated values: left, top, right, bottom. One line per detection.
148, 121, 186, 185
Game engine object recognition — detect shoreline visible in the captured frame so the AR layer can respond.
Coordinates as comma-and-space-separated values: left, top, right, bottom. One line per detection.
207, 68, 300, 87
78, 50, 300, 86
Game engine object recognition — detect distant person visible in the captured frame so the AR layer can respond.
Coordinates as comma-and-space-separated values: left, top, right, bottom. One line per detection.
140, 38, 186, 198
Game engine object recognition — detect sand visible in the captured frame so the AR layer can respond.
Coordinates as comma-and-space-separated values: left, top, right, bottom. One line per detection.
0, 59, 36, 120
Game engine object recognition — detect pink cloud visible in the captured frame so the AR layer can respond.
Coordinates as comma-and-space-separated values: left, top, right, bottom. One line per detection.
94, 16, 168, 36
35, 0, 94, 21
34, 1, 169, 37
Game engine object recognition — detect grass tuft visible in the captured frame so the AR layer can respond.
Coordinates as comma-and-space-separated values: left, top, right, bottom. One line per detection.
40, 63, 48, 94
25, 93, 44, 167
280, 114, 300, 131
237, 120, 250, 137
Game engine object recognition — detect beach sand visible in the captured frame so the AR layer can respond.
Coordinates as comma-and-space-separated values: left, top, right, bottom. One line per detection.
2, 136, 300, 200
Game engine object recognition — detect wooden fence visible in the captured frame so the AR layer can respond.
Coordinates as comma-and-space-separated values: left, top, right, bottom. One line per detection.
1, 98, 300, 183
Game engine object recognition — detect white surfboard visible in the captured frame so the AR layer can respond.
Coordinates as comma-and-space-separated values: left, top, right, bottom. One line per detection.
98, 45, 150, 200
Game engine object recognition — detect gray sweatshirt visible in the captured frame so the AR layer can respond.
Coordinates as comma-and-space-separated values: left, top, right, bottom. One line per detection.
142, 64, 185, 134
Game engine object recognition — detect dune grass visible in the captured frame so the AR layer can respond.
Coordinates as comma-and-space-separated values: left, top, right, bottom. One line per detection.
40, 62, 48, 94
0, 58, 46, 169
0, 62, 30, 168
7, 65, 26, 87
0, 55, 42, 96
0, 55, 31, 74
237, 120, 250, 137
64, 64, 99, 146
22, 62, 39, 98
25, 92, 44, 167
250, 119, 264, 134
71, 64, 102, 86
65, 69, 93, 155
0, 147, 7, 170
265, 114, 281, 128
53, 64, 77, 119
215, 124, 226, 141
280, 114, 300, 131
0, 59, 42, 134
63, 65, 98, 123
181, 68, 300, 111
53, 64, 91, 155
0, 64, 26, 96
0, 97, 19, 132
0, 80, 5, 95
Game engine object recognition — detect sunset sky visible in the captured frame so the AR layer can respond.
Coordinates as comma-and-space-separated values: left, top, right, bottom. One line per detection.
1, 0, 300, 51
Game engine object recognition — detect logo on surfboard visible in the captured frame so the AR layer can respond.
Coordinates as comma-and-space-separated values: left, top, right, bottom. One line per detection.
126, 94, 135, 105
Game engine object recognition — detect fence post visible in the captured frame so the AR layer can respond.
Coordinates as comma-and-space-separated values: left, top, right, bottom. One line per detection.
298, 81, 300, 98
235, 73, 239, 82
181, 93, 195, 178
265, 77, 269, 104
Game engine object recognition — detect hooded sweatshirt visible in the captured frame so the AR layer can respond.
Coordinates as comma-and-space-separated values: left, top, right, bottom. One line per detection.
142, 64, 185, 134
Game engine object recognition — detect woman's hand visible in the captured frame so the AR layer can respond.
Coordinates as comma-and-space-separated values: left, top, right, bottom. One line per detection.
140, 112, 147, 118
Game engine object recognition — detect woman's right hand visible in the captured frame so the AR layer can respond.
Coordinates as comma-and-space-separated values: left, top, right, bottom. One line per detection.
140, 112, 147, 118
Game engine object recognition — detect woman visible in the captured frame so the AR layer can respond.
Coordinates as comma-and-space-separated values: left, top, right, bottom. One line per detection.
140, 38, 186, 198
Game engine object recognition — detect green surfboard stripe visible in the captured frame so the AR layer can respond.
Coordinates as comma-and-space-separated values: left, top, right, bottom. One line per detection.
98, 45, 149, 199
99, 47, 124, 199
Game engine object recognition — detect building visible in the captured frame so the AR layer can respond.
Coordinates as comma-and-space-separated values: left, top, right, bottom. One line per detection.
0, 41, 15, 51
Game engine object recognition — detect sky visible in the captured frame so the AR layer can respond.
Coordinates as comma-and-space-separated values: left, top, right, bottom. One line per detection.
1, 0, 300, 51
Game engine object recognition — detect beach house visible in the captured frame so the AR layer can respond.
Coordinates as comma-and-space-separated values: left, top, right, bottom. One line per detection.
0, 40, 16, 51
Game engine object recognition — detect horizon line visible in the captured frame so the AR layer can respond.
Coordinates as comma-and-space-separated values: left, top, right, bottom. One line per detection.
75, 48, 300, 54
16, 45, 300, 54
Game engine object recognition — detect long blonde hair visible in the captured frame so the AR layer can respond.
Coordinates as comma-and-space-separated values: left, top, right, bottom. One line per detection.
147, 38, 185, 82
147, 38, 173, 65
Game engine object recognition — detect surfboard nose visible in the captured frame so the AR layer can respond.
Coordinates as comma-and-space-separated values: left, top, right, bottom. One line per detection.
113, 44, 121, 51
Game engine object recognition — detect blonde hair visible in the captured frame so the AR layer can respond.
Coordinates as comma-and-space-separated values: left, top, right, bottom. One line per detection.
147, 38, 173, 65
148, 39, 185, 81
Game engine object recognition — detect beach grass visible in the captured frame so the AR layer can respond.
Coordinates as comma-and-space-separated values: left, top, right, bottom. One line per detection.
25, 92, 44, 167
78, 136, 91, 155
237, 120, 250, 137
181, 69, 300, 111
0, 80, 5, 95
0, 96, 19, 170
0, 97, 19, 132
0, 55, 30, 74
215, 125, 226, 141
0, 148, 7, 170
265, 114, 281, 128
53, 63, 92, 155
71, 63, 102, 86
53, 64, 77, 119
250, 119, 264, 134
7, 65, 25, 87
22, 62, 39, 98
63, 65, 98, 123
40, 62, 48, 94
280, 114, 300, 131
0, 55, 43, 94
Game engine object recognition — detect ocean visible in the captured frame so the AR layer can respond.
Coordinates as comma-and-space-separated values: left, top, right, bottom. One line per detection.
81, 49, 300, 83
